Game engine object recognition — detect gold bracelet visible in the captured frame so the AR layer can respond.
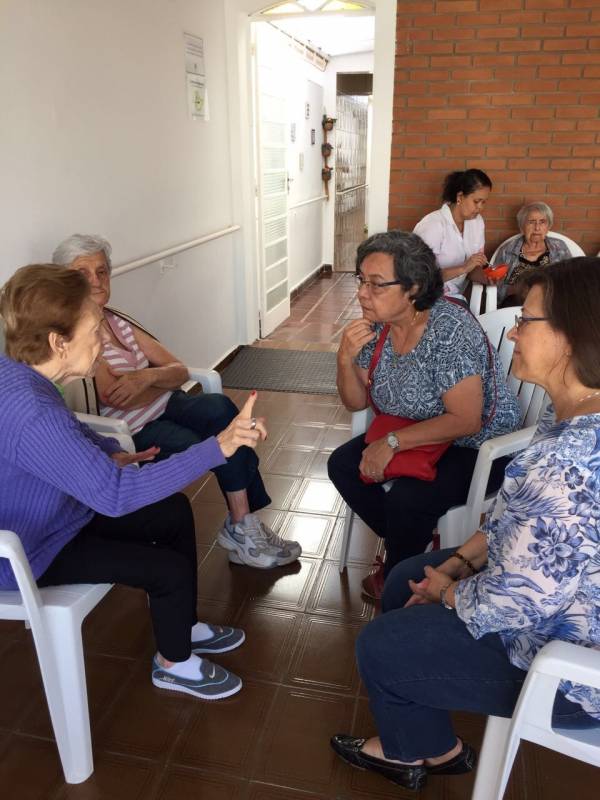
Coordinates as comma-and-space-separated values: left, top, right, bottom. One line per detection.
451, 550, 477, 575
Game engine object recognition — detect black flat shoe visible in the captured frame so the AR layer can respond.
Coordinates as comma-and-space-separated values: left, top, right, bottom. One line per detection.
330, 734, 427, 792
426, 740, 477, 775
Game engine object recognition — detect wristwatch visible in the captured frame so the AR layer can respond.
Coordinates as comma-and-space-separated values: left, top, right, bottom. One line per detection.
440, 583, 454, 610
386, 432, 400, 451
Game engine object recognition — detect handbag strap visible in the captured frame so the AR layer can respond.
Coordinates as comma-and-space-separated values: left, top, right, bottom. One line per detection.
366, 324, 390, 416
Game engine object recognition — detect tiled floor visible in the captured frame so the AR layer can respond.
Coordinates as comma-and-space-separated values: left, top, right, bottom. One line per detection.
1, 272, 598, 799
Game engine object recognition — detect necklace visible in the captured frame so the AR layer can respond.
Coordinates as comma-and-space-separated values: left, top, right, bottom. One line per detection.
390, 309, 423, 366
577, 389, 600, 404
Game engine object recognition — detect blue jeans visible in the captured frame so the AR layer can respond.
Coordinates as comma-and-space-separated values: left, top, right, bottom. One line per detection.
356, 549, 596, 762
133, 391, 271, 511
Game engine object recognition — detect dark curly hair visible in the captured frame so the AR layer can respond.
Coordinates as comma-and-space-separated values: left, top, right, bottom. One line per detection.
355, 230, 443, 311
442, 169, 492, 203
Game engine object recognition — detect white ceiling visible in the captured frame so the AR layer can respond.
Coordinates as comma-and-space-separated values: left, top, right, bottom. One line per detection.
271, 14, 375, 56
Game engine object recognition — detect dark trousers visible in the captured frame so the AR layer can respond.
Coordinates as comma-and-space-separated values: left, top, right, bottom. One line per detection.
327, 435, 508, 573
38, 493, 197, 662
133, 391, 271, 511
356, 549, 595, 762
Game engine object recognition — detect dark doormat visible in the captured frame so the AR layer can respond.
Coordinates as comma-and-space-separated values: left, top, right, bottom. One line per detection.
221, 347, 338, 395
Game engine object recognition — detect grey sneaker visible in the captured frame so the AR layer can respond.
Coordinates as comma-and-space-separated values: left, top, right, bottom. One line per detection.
152, 656, 242, 700
217, 513, 300, 568
192, 624, 245, 654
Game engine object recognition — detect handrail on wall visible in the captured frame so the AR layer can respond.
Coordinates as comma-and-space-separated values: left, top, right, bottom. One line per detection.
288, 195, 327, 211
112, 224, 241, 277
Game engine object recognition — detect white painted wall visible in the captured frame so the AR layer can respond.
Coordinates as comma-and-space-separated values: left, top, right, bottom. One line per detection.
0, 0, 245, 367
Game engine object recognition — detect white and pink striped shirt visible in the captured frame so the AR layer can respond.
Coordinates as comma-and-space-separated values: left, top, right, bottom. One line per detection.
99, 311, 171, 434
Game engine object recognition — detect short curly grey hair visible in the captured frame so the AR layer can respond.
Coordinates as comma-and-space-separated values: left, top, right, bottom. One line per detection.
52, 234, 113, 274
516, 202, 554, 232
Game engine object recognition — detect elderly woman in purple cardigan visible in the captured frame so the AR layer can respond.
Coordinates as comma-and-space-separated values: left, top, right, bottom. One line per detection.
0, 264, 266, 701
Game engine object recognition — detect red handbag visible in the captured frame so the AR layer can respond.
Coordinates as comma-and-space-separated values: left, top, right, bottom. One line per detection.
360, 300, 496, 485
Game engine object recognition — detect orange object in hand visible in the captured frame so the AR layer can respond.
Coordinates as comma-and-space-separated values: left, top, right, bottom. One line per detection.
482, 263, 509, 282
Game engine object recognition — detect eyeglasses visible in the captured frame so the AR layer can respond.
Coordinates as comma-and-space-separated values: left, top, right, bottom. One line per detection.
514, 314, 549, 331
355, 274, 403, 294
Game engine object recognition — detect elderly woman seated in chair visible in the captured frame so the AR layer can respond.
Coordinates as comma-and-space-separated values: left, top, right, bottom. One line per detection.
328, 231, 520, 601
51, 234, 300, 570
0, 264, 276, 700
331, 257, 600, 793
492, 201, 572, 307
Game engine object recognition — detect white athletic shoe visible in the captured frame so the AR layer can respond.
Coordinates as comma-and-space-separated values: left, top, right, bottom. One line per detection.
217, 513, 301, 568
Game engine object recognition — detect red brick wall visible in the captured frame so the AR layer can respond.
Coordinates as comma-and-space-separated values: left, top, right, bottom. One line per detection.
389, 0, 600, 257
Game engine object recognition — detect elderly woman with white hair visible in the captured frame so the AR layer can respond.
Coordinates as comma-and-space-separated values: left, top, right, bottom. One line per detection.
52, 233, 301, 570
492, 201, 571, 307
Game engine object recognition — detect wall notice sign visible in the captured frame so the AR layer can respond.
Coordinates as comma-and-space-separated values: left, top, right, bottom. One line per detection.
184, 32, 208, 120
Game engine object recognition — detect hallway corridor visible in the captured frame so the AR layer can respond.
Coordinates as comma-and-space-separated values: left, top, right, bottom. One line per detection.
0, 273, 597, 799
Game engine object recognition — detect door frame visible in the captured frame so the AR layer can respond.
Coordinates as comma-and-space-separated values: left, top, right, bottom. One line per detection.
223, 0, 396, 342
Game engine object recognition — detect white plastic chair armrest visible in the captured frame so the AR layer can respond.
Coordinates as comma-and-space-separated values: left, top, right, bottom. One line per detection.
462, 426, 537, 533
485, 284, 498, 312
186, 368, 223, 394
104, 432, 135, 454
478, 425, 537, 462
351, 408, 371, 438
0, 531, 43, 615
75, 412, 131, 436
470, 283, 484, 314
531, 641, 600, 691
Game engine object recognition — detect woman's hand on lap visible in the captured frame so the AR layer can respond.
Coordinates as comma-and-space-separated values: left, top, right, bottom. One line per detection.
103, 369, 152, 407
359, 438, 395, 482
217, 391, 267, 458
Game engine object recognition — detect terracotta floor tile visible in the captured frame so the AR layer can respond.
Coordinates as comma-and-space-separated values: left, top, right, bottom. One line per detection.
249, 557, 320, 612
319, 426, 352, 452
98, 660, 190, 760
252, 687, 354, 795
0, 736, 64, 799
291, 402, 338, 425
278, 512, 335, 559
264, 446, 314, 477
307, 561, 375, 622
194, 474, 228, 506
56, 753, 160, 800
285, 615, 362, 694
172, 680, 275, 778
280, 424, 324, 449
260, 474, 302, 511
0, 640, 46, 730
326, 516, 382, 567
20, 653, 135, 741
217, 606, 300, 682
192, 500, 229, 545
247, 783, 327, 800
305, 450, 331, 480
291, 478, 342, 516
155, 769, 246, 800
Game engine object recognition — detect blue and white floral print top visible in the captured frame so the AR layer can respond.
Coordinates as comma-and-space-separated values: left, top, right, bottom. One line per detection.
355, 298, 521, 448
455, 406, 600, 718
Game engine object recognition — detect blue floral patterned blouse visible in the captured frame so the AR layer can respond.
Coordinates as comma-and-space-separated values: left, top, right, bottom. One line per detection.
455, 406, 600, 718
355, 298, 521, 448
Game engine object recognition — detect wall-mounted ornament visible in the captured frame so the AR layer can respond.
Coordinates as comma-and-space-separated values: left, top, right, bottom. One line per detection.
322, 115, 336, 131
290, 122, 296, 143
305, 102, 310, 119
321, 142, 333, 158
310, 129, 316, 145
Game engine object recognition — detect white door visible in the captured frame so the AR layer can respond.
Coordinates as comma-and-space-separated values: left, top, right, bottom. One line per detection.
254, 29, 290, 337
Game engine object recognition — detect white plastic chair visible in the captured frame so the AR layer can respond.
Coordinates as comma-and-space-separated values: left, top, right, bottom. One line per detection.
0, 532, 113, 783
437, 306, 549, 549
73, 367, 223, 441
469, 233, 586, 316
337, 307, 546, 569
472, 640, 600, 800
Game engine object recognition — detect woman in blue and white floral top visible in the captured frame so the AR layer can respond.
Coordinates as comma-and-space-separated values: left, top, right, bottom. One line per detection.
331, 256, 600, 793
